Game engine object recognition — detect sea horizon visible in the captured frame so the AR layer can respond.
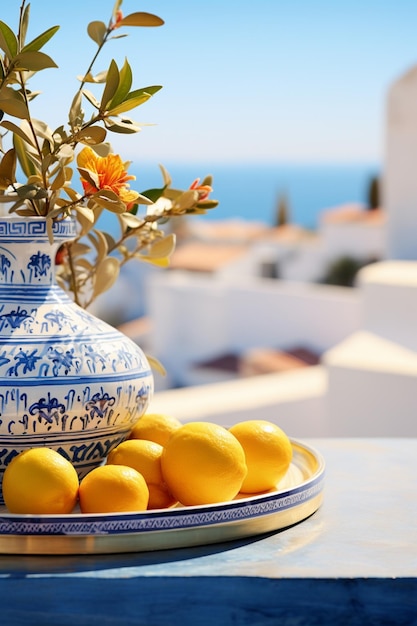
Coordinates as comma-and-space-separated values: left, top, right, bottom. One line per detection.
127, 159, 381, 230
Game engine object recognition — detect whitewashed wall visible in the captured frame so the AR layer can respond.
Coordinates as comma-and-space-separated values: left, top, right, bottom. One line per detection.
385, 65, 417, 259
147, 271, 361, 388
321, 260, 417, 437
323, 331, 417, 436
358, 260, 417, 351
320, 218, 386, 261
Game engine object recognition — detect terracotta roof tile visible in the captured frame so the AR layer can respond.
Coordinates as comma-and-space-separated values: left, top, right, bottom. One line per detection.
169, 242, 248, 272
320, 204, 385, 224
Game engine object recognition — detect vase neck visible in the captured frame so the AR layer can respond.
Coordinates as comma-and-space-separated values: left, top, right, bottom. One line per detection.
0, 218, 76, 287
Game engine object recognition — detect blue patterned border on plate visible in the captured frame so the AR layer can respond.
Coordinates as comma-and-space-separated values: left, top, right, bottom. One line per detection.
0, 472, 324, 537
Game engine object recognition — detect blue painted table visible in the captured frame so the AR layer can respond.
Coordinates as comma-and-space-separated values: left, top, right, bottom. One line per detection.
0, 439, 416, 626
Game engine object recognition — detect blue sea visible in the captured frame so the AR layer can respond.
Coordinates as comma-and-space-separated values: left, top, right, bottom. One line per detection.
126, 161, 381, 230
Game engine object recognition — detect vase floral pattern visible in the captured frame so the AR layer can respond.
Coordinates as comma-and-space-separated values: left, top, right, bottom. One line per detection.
0, 217, 153, 502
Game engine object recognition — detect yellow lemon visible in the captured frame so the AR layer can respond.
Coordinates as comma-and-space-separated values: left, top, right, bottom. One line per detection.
161, 421, 247, 506
79, 465, 149, 514
2, 447, 79, 515
129, 412, 182, 446
107, 439, 177, 510
229, 420, 293, 493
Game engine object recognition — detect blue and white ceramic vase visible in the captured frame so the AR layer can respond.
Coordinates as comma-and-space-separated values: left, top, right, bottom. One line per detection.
0, 216, 153, 503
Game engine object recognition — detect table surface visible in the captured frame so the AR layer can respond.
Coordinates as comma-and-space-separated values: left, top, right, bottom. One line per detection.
1, 438, 416, 626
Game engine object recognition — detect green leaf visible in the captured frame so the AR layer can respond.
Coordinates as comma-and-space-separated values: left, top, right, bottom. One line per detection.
74, 257, 94, 271
106, 84, 162, 116
87, 21, 107, 46
104, 117, 142, 134
13, 50, 58, 72
20, 4, 30, 48
91, 142, 112, 157
108, 58, 132, 109
0, 193, 18, 203
76, 126, 107, 145
13, 134, 37, 178
136, 254, 170, 268
90, 189, 126, 213
77, 70, 107, 84
21, 25, 60, 53
118, 212, 144, 229
78, 166, 99, 189
201, 174, 213, 187
146, 355, 166, 376
0, 148, 17, 189
112, 0, 123, 18
0, 119, 36, 147
62, 185, 82, 203
56, 144, 74, 165
73, 204, 95, 235
135, 193, 156, 205
117, 12, 164, 27
109, 33, 128, 41
69, 91, 83, 129
140, 186, 166, 203
50, 167, 67, 191
70, 241, 93, 257
93, 257, 120, 299
0, 21, 18, 59
159, 164, 172, 187
46, 205, 67, 222
82, 89, 100, 110
16, 183, 47, 200
101, 230, 116, 250
177, 190, 199, 210
88, 229, 109, 262
0, 90, 30, 119
138, 85, 163, 97
31, 119, 54, 149
100, 59, 120, 111
146, 233, 176, 258
196, 199, 218, 209
46, 216, 55, 244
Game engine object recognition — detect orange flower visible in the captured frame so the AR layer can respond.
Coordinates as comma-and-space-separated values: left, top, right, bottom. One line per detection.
189, 178, 212, 201
77, 146, 139, 208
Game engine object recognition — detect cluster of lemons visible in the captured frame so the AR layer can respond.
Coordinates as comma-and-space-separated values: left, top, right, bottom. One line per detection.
2, 414, 293, 515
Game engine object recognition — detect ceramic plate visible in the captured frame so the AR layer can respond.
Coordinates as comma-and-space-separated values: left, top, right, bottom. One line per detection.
0, 439, 324, 555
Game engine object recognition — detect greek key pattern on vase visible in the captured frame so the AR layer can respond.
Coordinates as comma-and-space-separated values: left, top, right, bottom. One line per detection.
0, 218, 77, 239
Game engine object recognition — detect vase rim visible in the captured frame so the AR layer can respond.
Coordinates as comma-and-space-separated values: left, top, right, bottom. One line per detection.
0, 215, 75, 221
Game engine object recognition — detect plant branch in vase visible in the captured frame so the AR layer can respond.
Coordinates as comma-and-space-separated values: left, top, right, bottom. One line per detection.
0, 0, 218, 309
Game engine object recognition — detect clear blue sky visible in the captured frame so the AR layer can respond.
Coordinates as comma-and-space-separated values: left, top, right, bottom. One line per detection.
2, 0, 417, 165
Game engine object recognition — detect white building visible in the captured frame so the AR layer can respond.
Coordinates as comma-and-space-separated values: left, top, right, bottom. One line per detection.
124, 63, 417, 437
385, 65, 417, 259
150, 260, 417, 438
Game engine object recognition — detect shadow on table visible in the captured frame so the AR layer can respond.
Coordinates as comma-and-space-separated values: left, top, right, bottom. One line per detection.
0, 524, 295, 576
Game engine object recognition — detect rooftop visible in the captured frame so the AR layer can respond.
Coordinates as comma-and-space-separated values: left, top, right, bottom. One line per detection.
169, 241, 248, 272
320, 204, 385, 224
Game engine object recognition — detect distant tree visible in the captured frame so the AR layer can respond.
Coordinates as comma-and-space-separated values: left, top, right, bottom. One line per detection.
274, 192, 291, 227
321, 256, 368, 287
367, 175, 380, 210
